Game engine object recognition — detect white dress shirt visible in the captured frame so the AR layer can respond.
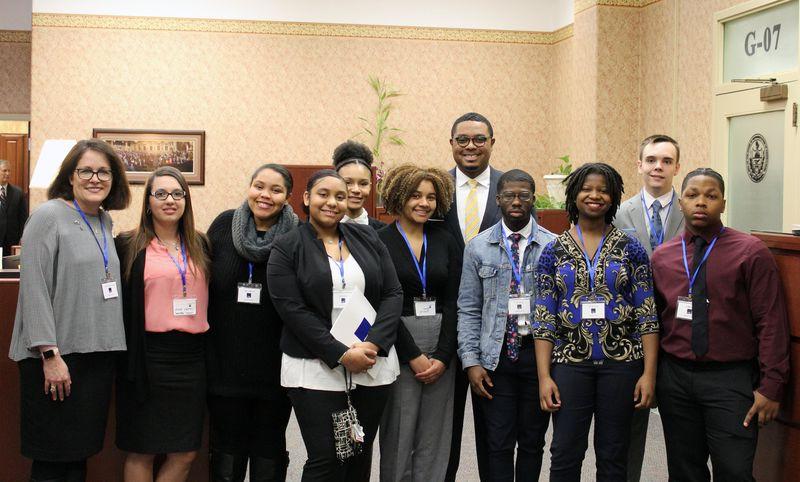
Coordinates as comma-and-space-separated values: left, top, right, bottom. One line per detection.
342, 208, 369, 225
456, 167, 491, 238
641, 188, 674, 236
501, 217, 533, 290
281, 255, 399, 391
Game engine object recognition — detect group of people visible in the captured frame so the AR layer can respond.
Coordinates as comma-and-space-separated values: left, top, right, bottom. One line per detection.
7, 112, 790, 482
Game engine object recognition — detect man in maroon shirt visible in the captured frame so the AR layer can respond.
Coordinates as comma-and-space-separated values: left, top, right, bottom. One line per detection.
651, 168, 789, 481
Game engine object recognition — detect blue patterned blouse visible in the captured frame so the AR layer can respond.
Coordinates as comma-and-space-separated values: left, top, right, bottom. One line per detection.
533, 226, 658, 363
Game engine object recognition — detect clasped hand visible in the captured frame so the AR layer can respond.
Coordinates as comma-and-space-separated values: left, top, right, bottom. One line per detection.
340, 342, 379, 373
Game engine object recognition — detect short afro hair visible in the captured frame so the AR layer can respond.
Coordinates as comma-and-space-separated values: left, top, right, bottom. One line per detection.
451, 112, 494, 138
379, 163, 454, 218
681, 167, 725, 195
333, 140, 374, 171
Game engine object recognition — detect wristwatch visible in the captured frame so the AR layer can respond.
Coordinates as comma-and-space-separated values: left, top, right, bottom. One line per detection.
41, 348, 59, 360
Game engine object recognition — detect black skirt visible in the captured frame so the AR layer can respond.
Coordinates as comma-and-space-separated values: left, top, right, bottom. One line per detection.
19, 351, 117, 461
116, 330, 206, 454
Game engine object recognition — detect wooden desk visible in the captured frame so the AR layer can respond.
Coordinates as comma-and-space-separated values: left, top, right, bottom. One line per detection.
0, 278, 209, 481
752, 232, 800, 482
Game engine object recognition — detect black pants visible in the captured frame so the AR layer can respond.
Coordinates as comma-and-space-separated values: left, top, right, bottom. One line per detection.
549, 360, 642, 482
626, 405, 649, 482
477, 345, 549, 482
208, 394, 292, 458
657, 355, 758, 482
30, 460, 86, 482
445, 358, 489, 481
288, 384, 389, 482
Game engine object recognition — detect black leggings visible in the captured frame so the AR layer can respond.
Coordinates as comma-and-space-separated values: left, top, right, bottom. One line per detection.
30, 459, 86, 482
208, 393, 292, 458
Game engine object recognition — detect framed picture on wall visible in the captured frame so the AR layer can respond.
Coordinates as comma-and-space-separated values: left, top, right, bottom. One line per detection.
92, 129, 205, 185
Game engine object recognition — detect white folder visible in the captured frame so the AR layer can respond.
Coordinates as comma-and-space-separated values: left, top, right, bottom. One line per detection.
330, 289, 377, 347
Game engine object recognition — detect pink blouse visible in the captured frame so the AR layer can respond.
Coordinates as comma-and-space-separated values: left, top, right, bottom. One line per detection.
144, 238, 209, 333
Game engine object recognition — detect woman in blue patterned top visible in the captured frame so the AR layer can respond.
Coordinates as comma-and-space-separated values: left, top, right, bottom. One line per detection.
533, 163, 659, 482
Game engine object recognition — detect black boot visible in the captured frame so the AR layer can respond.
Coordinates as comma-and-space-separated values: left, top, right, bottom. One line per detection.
210, 450, 248, 482
249, 452, 289, 482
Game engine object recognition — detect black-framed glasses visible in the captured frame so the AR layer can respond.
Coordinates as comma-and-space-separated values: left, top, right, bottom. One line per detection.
453, 135, 490, 148
75, 168, 112, 182
150, 189, 186, 201
499, 191, 533, 202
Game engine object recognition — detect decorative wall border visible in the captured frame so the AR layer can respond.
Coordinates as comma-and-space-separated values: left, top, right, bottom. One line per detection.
32, 13, 574, 45
575, 0, 662, 15
0, 30, 32, 43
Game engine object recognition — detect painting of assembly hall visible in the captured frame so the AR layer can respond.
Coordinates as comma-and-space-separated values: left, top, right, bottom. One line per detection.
92, 129, 206, 184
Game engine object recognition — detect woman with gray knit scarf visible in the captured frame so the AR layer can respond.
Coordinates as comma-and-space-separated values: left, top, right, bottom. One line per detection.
205, 163, 299, 482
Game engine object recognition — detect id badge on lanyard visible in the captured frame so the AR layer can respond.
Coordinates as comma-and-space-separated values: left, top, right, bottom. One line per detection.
332, 237, 352, 309
237, 263, 262, 304
414, 297, 437, 317
678, 229, 723, 322
73, 200, 118, 300
676, 296, 692, 320
508, 294, 531, 315
576, 226, 608, 320
173, 296, 198, 316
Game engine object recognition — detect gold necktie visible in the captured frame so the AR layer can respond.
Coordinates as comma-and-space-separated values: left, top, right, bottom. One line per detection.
464, 179, 480, 241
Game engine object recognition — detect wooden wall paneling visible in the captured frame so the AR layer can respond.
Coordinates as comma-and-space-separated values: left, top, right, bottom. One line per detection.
0, 133, 28, 193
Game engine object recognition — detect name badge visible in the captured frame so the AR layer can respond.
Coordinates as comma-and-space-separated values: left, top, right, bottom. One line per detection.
581, 298, 605, 319
333, 289, 352, 309
237, 282, 262, 304
508, 295, 531, 316
414, 297, 437, 317
676, 296, 693, 321
101, 280, 119, 300
173, 296, 198, 316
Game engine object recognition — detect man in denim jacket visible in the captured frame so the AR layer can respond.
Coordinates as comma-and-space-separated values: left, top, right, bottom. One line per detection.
457, 169, 556, 481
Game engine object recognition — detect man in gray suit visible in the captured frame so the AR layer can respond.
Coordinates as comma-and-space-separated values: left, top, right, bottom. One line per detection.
614, 134, 684, 481
443, 112, 503, 482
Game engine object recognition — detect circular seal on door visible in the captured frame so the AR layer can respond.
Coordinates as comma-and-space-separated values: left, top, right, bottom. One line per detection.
746, 134, 768, 183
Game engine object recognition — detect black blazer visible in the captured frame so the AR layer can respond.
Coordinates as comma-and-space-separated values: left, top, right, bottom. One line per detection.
0, 183, 27, 252
443, 167, 503, 252
368, 216, 387, 230
115, 233, 210, 402
267, 222, 403, 369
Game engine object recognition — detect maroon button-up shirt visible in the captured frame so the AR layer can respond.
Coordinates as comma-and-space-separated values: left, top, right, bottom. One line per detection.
651, 225, 790, 401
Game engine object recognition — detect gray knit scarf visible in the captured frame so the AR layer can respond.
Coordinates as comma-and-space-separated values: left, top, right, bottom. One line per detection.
231, 200, 299, 262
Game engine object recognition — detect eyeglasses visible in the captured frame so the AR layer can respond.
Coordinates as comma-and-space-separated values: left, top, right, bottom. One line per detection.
499, 191, 533, 202
150, 189, 186, 201
75, 168, 112, 182
453, 135, 490, 148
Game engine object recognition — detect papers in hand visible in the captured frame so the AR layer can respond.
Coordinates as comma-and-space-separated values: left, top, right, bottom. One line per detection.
330, 289, 377, 347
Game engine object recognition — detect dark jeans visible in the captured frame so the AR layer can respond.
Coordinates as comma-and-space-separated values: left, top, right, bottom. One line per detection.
549, 359, 643, 482
626, 405, 649, 482
657, 355, 758, 482
446, 358, 489, 481
477, 345, 550, 482
208, 394, 292, 458
288, 384, 389, 482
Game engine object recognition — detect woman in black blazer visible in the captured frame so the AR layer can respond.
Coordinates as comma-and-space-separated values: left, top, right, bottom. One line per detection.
267, 169, 402, 482
332, 140, 386, 229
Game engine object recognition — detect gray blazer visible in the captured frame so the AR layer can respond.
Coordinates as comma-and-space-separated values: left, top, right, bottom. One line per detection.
614, 189, 684, 257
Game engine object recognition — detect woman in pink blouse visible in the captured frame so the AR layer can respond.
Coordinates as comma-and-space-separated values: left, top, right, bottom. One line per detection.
115, 166, 210, 482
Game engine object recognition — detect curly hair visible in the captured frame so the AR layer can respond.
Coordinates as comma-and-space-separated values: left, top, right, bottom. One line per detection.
332, 140, 374, 171
564, 162, 624, 225
379, 163, 454, 218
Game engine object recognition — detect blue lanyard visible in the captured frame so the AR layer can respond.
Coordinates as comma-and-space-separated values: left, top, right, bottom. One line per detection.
575, 225, 608, 291
640, 192, 672, 247
72, 200, 109, 277
680, 228, 724, 296
159, 235, 189, 297
334, 237, 346, 289
500, 223, 533, 293
396, 222, 428, 296
247, 262, 254, 284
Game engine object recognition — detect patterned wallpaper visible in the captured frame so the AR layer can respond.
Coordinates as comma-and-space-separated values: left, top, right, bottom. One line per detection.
0, 31, 31, 115
27, 0, 755, 230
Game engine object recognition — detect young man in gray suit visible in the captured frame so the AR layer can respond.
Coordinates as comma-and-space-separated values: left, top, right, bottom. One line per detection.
614, 134, 684, 481
443, 112, 503, 482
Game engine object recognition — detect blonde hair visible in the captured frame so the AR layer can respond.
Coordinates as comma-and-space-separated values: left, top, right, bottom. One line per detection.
379, 163, 454, 217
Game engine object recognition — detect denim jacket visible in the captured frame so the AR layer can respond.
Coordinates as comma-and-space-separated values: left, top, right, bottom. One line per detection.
457, 218, 556, 371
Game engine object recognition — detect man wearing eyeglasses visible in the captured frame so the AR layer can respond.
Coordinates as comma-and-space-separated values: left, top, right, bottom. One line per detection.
0, 159, 27, 256
458, 169, 555, 481
443, 112, 503, 481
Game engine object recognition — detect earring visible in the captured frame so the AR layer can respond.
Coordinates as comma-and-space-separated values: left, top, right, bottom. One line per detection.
146, 207, 151, 215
